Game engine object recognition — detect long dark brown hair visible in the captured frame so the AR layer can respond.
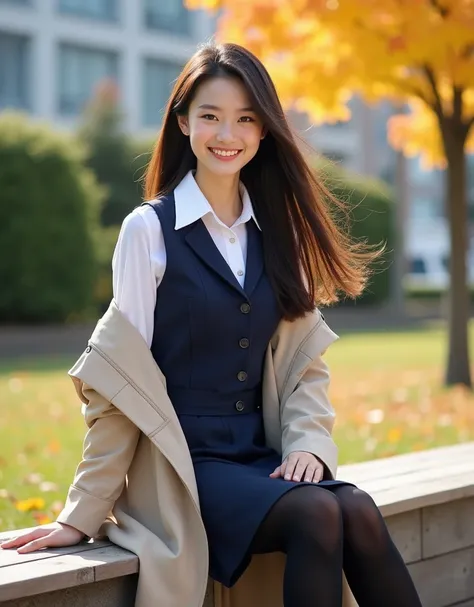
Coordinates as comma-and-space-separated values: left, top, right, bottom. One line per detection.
144, 41, 379, 321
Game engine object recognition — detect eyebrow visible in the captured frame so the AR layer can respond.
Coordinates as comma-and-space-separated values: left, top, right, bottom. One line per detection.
197, 104, 255, 112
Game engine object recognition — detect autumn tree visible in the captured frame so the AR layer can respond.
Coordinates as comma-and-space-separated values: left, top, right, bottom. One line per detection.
187, 0, 474, 387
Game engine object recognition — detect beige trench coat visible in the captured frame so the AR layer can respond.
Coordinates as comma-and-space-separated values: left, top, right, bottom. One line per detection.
57, 299, 356, 607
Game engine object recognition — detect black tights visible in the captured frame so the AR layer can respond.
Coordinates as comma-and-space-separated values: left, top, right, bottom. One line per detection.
251, 485, 422, 607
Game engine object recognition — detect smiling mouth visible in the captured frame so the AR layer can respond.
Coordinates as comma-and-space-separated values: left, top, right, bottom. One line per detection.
208, 147, 243, 159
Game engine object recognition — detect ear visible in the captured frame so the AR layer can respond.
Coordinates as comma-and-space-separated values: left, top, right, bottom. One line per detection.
261, 126, 267, 140
177, 115, 189, 136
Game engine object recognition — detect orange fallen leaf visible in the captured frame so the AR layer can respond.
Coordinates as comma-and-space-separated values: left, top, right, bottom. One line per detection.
47, 440, 62, 454
33, 513, 52, 525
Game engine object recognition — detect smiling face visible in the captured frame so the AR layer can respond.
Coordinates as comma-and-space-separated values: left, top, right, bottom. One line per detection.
177, 76, 265, 178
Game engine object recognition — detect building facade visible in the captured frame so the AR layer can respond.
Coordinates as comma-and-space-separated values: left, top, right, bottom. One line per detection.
0, 0, 214, 133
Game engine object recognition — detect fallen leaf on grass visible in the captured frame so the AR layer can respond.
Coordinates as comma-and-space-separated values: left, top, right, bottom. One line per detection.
387, 428, 402, 444
365, 409, 384, 424
15, 497, 46, 512
46, 440, 62, 454
24, 472, 44, 485
32, 513, 52, 525
50, 500, 64, 515
8, 378, 23, 393
0, 488, 17, 502
39, 481, 59, 493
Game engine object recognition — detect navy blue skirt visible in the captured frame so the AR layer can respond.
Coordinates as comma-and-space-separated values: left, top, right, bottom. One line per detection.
178, 410, 351, 587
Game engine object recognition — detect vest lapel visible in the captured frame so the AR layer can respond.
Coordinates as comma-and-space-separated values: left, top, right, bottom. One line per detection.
244, 219, 264, 296
185, 219, 246, 297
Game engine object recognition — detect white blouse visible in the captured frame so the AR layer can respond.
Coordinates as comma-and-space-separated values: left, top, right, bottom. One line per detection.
112, 170, 261, 348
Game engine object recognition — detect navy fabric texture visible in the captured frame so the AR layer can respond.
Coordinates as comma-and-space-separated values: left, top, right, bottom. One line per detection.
146, 195, 349, 586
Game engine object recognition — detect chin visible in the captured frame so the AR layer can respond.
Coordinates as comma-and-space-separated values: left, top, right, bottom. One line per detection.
200, 159, 244, 177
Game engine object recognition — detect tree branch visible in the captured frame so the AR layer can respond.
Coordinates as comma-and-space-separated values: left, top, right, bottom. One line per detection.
423, 65, 444, 119
429, 0, 450, 19
453, 86, 463, 121
465, 115, 474, 132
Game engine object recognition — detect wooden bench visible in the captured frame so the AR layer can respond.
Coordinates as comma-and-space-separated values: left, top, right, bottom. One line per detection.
1, 442, 474, 607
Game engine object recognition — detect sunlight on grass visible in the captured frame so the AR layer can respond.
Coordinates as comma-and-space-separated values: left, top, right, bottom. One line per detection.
1, 326, 473, 531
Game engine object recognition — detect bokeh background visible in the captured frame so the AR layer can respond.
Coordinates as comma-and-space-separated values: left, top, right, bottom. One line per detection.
1, 0, 474, 532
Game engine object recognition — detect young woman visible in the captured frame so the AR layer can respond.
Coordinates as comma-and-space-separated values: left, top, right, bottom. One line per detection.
1, 42, 422, 607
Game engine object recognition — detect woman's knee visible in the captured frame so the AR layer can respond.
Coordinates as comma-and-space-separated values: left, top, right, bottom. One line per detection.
335, 486, 388, 552
287, 487, 343, 553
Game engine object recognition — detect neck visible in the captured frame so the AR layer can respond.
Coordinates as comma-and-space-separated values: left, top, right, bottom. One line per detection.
194, 165, 242, 227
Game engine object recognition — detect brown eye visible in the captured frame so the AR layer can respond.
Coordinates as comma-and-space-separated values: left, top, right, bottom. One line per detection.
239, 116, 255, 122
201, 114, 218, 120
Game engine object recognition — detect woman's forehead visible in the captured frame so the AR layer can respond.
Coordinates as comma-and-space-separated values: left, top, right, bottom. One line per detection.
192, 77, 254, 110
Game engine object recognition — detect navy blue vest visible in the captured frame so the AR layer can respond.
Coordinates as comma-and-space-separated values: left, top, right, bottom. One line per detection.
147, 194, 281, 416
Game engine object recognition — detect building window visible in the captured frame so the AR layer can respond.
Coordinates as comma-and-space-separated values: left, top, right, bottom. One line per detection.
143, 58, 182, 127
58, 44, 118, 116
0, 32, 29, 110
58, 0, 117, 20
144, 0, 190, 36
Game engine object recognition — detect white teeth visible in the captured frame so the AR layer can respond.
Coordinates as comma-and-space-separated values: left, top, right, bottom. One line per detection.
210, 149, 240, 157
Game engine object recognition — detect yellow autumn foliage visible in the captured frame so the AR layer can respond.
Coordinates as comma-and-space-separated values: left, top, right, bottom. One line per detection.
187, 0, 474, 168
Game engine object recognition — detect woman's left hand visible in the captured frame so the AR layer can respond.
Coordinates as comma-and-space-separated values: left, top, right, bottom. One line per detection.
269, 451, 324, 483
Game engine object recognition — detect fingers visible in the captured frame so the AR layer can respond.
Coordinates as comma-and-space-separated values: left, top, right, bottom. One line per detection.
269, 465, 282, 478
17, 535, 53, 554
1, 529, 46, 550
283, 453, 299, 481
270, 453, 325, 483
292, 457, 309, 482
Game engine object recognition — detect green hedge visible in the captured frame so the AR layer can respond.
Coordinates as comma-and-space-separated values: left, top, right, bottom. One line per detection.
315, 160, 395, 306
0, 112, 103, 323
77, 84, 152, 227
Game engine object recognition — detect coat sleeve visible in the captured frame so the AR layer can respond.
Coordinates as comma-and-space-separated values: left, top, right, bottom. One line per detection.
280, 319, 339, 478
56, 382, 141, 538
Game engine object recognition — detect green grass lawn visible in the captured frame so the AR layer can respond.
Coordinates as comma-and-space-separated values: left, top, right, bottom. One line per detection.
1, 325, 473, 531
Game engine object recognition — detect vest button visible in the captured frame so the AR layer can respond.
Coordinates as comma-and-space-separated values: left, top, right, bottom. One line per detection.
235, 400, 245, 412
240, 303, 251, 314
239, 338, 250, 349
237, 371, 248, 382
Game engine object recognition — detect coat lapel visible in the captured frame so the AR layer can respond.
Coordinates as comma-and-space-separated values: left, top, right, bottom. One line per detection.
184, 219, 246, 297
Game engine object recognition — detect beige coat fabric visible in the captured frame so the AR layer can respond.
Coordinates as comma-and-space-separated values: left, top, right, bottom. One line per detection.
57, 299, 356, 607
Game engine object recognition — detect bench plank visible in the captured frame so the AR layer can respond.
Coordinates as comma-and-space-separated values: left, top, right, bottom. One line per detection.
363, 470, 474, 516
339, 442, 474, 483
0, 546, 138, 602
0, 538, 112, 568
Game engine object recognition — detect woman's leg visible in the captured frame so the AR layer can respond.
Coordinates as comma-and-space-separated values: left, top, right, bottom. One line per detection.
250, 486, 344, 607
331, 485, 423, 607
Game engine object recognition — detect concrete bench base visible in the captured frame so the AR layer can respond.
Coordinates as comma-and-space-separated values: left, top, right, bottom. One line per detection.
1, 576, 138, 607
1, 442, 474, 607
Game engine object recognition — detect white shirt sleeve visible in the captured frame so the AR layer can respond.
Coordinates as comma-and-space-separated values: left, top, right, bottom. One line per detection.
112, 206, 165, 348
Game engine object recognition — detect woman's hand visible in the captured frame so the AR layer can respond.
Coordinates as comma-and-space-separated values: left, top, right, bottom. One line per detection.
270, 451, 324, 483
0, 522, 85, 554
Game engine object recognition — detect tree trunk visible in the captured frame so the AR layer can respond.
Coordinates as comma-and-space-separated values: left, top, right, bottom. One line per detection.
444, 129, 471, 386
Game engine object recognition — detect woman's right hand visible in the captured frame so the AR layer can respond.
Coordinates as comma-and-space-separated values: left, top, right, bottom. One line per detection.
0, 522, 85, 553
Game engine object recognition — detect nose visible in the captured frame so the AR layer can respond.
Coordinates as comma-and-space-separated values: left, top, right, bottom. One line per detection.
216, 122, 236, 144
